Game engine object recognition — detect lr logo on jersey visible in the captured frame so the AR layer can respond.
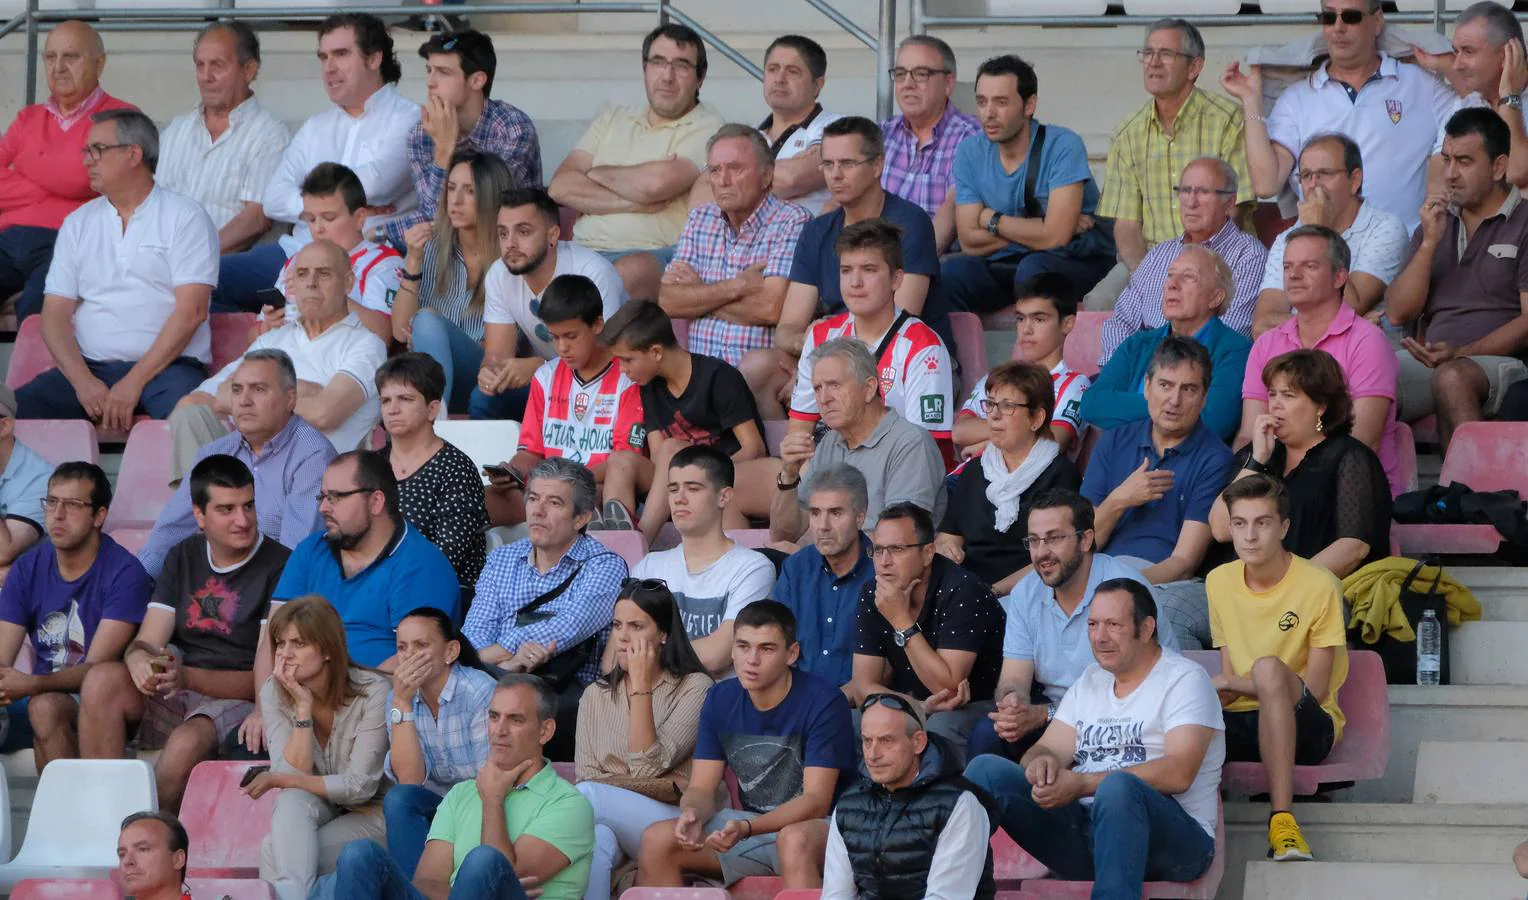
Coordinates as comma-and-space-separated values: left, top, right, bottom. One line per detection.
920, 394, 944, 424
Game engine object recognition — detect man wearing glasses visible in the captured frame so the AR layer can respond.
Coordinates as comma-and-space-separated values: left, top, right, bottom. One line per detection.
822, 691, 994, 900
970, 490, 1177, 764
1220, 0, 1456, 234
272, 450, 459, 671
1100, 157, 1266, 365
845, 502, 1002, 765
549, 23, 724, 301
1099, 19, 1251, 284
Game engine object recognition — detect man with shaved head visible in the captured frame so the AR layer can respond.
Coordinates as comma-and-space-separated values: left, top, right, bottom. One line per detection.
0, 21, 134, 322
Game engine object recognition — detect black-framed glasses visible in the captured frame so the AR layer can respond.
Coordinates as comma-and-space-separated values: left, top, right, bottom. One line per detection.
869, 541, 928, 560
861, 692, 927, 729
980, 398, 1033, 418
1021, 530, 1085, 551
80, 143, 131, 161
314, 487, 374, 506
817, 157, 875, 173
1172, 185, 1237, 199
1136, 48, 1197, 64
1317, 8, 1366, 26
889, 66, 949, 84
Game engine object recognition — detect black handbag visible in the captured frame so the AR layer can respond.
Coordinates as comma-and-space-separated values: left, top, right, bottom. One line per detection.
514, 561, 600, 693
1352, 557, 1451, 685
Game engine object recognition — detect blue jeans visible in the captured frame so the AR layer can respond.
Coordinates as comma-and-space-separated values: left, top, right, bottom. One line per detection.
409, 309, 529, 419
212, 243, 288, 313
383, 785, 444, 880
940, 250, 1114, 316
966, 716, 1046, 763
16, 357, 208, 420
314, 839, 530, 900
964, 756, 1214, 900
0, 225, 58, 321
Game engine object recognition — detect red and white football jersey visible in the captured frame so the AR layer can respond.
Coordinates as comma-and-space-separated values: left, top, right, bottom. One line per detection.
789, 311, 954, 438
518, 359, 646, 466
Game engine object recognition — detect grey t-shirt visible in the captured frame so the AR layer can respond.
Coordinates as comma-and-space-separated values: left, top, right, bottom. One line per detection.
630, 543, 776, 641
799, 408, 948, 525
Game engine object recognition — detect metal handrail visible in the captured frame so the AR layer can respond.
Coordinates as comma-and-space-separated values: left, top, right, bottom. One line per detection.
910, 0, 1456, 36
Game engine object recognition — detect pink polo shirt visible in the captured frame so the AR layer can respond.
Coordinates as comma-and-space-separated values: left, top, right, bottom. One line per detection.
0, 89, 135, 232
1243, 303, 1402, 496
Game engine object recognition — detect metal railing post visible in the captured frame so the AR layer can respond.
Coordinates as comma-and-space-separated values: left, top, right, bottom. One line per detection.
910, 0, 924, 36
875, 0, 895, 121
23, 0, 38, 105
657, 0, 668, 26
1433, 0, 1444, 34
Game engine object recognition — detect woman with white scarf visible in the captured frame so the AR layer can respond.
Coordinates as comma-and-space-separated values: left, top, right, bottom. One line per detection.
935, 362, 1081, 593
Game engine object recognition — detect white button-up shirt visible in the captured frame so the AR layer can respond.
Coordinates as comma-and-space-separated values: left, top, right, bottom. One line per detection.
158, 95, 292, 230
262, 84, 421, 244
45, 186, 219, 364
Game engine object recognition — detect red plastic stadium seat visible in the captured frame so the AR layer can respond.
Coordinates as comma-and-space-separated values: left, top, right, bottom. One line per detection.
1392, 422, 1528, 555
617, 890, 728, 899
12, 420, 99, 465
6, 316, 50, 390
552, 761, 575, 782
9, 880, 120, 900
1017, 799, 1224, 899
185, 879, 274, 900
726, 529, 771, 550
590, 530, 648, 569
949, 311, 988, 398
773, 891, 822, 900
727, 877, 783, 900
1059, 312, 1107, 378
1394, 421, 1418, 494
106, 528, 150, 556
992, 828, 1049, 887
671, 318, 691, 351
763, 420, 788, 456
180, 761, 279, 879
102, 421, 174, 532
209, 313, 258, 373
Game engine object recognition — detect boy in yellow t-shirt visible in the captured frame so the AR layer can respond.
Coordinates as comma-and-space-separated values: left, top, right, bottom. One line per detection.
1205, 474, 1347, 865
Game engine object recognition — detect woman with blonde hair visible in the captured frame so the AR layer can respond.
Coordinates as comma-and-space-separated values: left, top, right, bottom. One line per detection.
242, 595, 390, 900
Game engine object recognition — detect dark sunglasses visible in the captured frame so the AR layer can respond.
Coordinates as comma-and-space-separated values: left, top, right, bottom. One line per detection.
1317, 8, 1366, 26
861, 692, 927, 730
620, 577, 668, 594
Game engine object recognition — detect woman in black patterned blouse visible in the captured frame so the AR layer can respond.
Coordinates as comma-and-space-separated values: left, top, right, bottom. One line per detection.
375, 354, 488, 599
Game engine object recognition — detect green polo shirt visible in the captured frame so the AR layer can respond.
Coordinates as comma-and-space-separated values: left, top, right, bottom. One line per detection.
426, 760, 594, 899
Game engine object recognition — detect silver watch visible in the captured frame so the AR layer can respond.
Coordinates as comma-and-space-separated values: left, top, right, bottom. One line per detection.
389, 707, 415, 725
1503, 93, 1523, 111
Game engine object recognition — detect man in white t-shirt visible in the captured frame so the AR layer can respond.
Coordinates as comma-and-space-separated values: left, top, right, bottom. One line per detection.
964, 578, 1224, 896
171, 239, 387, 467
18, 109, 220, 430
629, 445, 775, 677
756, 35, 842, 215
477, 187, 628, 419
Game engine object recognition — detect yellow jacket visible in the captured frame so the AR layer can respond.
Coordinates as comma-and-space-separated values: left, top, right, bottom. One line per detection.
1343, 557, 1482, 645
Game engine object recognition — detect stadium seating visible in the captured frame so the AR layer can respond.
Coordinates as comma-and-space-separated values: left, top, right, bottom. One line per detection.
180, 761, 278, 879
992, 828, 1049, 886
0, 759, 157, 889
102, 421, 174, 533
552, 761, 576, 781
1392, 422, 1528, 556
9, 879, 121, 900
186, 879, 275, 900
617, 889, 728, 900
773, 892, 822, 900
590, 530, 649, 568
727, 876, 783, 900
434, 419, 523, 485
1394, 421, 1419, 494
5, 313, 254, 392
764, 420, 788, 456
13, 420, 99, 465
210, 313, 258, 373
949, 311, 988, 397
671, 318, 691, 351
726, 529, 771, 549
106, 527, 151, 556
1009, 311, 1108, 378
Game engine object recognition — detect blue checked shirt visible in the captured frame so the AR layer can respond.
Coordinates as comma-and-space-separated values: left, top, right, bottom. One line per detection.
386, 664, 498, 796
463, 534, 628, 685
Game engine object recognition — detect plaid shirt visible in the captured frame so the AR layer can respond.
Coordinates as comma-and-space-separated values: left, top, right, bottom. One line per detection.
386, 664, 497, 796
1100, 218, 1267, 364
387, 99, 543, 246
879, 102, 981, 218
463, 533, 628, 686
1098, 88, 1251, 247
670, 193, 810, 364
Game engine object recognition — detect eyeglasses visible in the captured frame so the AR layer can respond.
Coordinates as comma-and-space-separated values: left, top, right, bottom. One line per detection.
861, 692, 927, 729
1318, 8, 1366, 26
1297, 168, 1349, 183
980, 398, 1033, 418
1136, 48, 1197, 64
869, 541, 928, 560
1021, 530, 1084, 551
80, 143, 131, 161
644, 56, 697, 76
40, 496, 93, 513
817, 157, 876, 174
1173, 185, 1236, 199
889, 66, 949, 85
314, 487, 374, 506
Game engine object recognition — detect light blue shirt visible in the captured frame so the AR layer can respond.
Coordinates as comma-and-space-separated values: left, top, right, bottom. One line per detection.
0, 440, 52, 536
386, 664, 498, 796
1001, 552, 1179, 703
952, 121, 1098, 262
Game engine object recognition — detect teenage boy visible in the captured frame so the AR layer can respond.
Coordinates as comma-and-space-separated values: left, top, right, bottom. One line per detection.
952, 272, 1090, 460
78, 455, 289, 812
628, 447, 776, 677
1207, 473, 1347, 863
487, 274, 645, 528
636, 600, 856, 891
265, 162, 403, 344
788, 220, 954, 453
602, 301, 777, 539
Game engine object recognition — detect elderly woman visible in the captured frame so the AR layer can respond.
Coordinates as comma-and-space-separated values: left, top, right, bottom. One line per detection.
245, 596, 389, 900
1212, 349, 1391, 577
935, 361, 1080, 592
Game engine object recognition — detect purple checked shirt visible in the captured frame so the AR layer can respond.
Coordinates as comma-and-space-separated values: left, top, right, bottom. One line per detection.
879, 102, 982, 218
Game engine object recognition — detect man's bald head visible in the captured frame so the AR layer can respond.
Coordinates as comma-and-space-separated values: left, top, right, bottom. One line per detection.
43, 21, 106, 109
286, 239, 354, 326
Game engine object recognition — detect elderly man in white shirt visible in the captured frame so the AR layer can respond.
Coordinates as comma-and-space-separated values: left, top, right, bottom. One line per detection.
157, 22, 291, 255
17, 109, 219, 430
171, 239, 387, 474
212, 12, 420, 314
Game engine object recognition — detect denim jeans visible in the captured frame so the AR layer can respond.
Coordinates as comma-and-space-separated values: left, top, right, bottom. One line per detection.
940, 250, 1114, 316
0, 225, 58, 321
312, 839, 530, 900
212, 243, 289, 313
383, 785, 445, 880
966, 715, 1046, 764
409, 309, 530, 419
16, 357, 208, 420
964, 756, 1214, 900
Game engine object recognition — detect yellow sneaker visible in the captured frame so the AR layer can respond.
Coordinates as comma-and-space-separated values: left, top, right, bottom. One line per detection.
1268, 811, 1314, 862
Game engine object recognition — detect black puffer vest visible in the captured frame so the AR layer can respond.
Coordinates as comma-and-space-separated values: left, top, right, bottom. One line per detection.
833, 734, 995, 900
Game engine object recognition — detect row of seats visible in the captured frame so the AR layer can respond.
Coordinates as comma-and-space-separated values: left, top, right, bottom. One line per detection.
965, 1, 1477, 14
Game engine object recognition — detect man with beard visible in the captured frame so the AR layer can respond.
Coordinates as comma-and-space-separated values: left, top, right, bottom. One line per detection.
968, 490, 1176, 763
271, 450, 459, 671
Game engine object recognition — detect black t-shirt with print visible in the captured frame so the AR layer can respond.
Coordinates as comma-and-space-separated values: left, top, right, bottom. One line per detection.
153, 535, 290, 671
641, 353, 764, 458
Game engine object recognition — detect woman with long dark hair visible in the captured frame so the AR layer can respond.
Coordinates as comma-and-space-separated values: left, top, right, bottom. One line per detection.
379, 606, 500, 877
575, 578, 712, 900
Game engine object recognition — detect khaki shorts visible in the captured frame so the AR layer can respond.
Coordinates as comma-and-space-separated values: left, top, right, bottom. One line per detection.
135, 689, 253, 749
1395, 351, 1528, 422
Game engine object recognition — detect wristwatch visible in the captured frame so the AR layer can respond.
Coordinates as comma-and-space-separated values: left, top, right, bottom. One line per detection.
776, 471, 801, 491
1503, 93, 1523, 111
1046, 702, 1058, 722
893, 623, 923, 648
986, 211, 1003, 236
389, 707, 415, 726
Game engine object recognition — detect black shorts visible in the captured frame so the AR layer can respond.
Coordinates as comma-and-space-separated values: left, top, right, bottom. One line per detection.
1223, 685, 1336, 766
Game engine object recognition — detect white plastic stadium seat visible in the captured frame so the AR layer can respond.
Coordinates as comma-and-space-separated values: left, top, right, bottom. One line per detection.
1124, 0, 1241, 12
967, 0, 1109, 15
1393, 0, 1479, 10
433, 420, 521, 485
0, 759, 157, 889
1256, 0, 1323, 10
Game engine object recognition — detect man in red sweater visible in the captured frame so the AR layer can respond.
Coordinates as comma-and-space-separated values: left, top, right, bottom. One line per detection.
0, 20, 133, 322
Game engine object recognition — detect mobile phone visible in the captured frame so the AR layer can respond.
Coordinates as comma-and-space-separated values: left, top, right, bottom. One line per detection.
483, 464, 525, 487
253, 288, 285, 310
239, 765, 270, 788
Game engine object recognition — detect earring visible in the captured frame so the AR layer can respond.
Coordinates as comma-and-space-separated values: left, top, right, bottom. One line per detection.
1316, 419, 1324, 433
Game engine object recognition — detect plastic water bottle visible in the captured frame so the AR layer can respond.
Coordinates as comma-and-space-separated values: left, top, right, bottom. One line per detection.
1417, 609, 1442, 686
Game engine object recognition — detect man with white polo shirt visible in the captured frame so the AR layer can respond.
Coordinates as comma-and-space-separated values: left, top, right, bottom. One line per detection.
157, 22, 291, 254
757, 34, 842, 215
215, 13, 419, 313
1220, 0, 1457, 233
17, 109, 219, 429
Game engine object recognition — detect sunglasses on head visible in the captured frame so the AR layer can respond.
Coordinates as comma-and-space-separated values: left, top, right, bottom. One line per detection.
861, 692, 927, 730
620, 577, 668, 594
1317, 8, 1366, 26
